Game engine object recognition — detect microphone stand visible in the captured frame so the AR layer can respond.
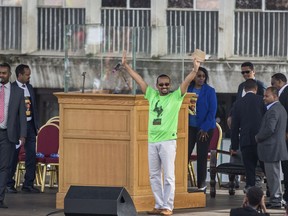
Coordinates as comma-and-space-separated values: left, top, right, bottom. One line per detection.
81, 72, 86, 93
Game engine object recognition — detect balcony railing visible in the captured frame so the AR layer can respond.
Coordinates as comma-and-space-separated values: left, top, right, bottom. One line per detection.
234, 11, 288, 58
167, 9, 219, 56
0, 7, 21, 51
37, 7, 85, 52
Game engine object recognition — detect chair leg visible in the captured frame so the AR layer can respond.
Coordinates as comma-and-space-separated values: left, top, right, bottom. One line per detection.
41, 165, 47, 192
191, 163, 197, 186
36, 164, 43, 186
14, 162, 20, 188
228, 174, 236, 195
188, 161, 197, 187
209, 168, 217, 198
216, 173, 221, 188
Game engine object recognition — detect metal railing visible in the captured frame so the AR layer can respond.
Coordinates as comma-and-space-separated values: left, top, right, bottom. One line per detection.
234, 11, 288, 58
37, 7, 85, 51
167, 9, 219, 56
0, 7, 21, 51
101, 8, 151, 54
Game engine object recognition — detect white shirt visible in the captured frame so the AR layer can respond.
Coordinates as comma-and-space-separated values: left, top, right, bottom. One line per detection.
0, 82, 11, 129
266, 101, 278, 110
279, 84, 288, 96
16, 80, 32, 121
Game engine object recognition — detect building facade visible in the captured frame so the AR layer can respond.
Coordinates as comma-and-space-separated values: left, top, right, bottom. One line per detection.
0, 0, 287, 133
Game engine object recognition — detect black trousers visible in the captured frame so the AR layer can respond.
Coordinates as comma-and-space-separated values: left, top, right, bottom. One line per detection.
241, 145, 264, 187
7, 120, 37, 187
0, 130, 14, 201
188, 126, 214, 188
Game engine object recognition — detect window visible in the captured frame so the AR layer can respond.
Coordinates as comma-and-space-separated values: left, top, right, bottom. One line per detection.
130, 0, 150, 8
0, 0, 22, 6
266, 0, 288, 10
38, 0, 83, 8
102, 0, 150, 8
102, 0, 126, 7
168, 0, 193, 8
196, 0, 219, 10
235, 0, 262, 9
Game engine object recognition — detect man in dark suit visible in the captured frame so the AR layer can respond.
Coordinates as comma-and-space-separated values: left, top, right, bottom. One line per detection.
230, 186, 270, 216
6, 64, 40, 193
231, 79, 266, 192
256, 87, 288, 209
0, 63, 26, 208
235, 62, 266, 100
271, 73, 288, 202
225, 62, 266, 189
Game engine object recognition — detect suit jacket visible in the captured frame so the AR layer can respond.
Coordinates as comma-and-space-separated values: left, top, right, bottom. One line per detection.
230, 207, 270, 216
236, 80, 266, 100
279, 85, 288, 133
11, 82, 39, 133
231, 92, 266, 151
255, 102, 288, 162
7, 82, 27, 143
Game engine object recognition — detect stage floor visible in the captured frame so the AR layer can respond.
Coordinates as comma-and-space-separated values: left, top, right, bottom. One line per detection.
1, 183, 285, 216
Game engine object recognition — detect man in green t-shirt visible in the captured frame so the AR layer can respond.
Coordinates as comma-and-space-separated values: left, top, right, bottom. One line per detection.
122, 51, 200, 216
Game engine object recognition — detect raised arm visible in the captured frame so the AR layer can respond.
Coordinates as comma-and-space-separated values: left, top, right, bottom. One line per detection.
180, 58, 200, 95
122, 51, 148, 94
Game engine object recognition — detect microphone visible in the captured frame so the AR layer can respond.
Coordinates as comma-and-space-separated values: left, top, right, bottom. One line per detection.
0, 78, 2, 82
81, 72, 86, 93
112, 63, 121, 73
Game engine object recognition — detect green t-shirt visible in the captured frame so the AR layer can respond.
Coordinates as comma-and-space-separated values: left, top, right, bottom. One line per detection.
144, 86, 185, 143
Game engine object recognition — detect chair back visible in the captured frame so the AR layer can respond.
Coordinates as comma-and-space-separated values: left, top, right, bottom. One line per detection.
208, 122, 222, 152
46, 116, 59, 124
36, 123, 60, 157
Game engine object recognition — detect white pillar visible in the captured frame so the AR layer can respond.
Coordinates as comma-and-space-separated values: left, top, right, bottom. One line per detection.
86, 0, 101, 24
151, 0, 168, 57
21, 0, 37, 54
218, 0, 235, 59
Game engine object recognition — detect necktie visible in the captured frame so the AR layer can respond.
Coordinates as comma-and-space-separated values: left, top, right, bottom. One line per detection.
0, 85, 4, 123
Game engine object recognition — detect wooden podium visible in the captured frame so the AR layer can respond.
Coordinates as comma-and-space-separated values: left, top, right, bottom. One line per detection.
55, 92, 205, 211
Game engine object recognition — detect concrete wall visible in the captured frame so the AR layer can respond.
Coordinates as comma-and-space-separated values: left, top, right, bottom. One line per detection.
2, 54, 287, 93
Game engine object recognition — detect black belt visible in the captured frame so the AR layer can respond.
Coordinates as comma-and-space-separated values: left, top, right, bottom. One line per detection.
0, 128, 7, 131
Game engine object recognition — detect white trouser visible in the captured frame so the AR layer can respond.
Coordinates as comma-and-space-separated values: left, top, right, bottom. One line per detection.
148, 140, 177, 211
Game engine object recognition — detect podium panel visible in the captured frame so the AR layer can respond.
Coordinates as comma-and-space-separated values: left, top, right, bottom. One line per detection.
55, 93, 206, 211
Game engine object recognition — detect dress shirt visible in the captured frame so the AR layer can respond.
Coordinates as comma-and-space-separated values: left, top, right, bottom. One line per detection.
279, 84, 288, 96
266, 101, 278, 110
16, 80, 32, 121
0, 82, 11, 129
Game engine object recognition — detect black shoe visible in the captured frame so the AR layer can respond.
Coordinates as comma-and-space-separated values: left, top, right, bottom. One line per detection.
0, 201, 8, 208
6, 186, 17, 193
21, 186, 40, 193
265, 203, 282, 209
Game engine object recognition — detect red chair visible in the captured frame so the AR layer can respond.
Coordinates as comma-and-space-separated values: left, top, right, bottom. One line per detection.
188, 122, 222, 187
36, 123, 59, 192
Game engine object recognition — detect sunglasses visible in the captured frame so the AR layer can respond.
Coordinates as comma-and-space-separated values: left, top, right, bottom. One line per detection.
241, 70, 251, 75
158, 83, 170, 87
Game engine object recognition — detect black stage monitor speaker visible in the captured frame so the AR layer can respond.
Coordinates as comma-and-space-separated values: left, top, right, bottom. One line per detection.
64, 186, 137, 216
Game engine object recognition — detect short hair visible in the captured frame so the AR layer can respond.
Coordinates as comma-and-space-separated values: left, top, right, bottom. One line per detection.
156, 74, 170, 84
15, 64, 30, 78
244, 79, 257, 91
272, 73, 287, 83
246, 186, 263, 206
0, 62, 11, 73
241, 62, 254, 70
266, 86, 278, 97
